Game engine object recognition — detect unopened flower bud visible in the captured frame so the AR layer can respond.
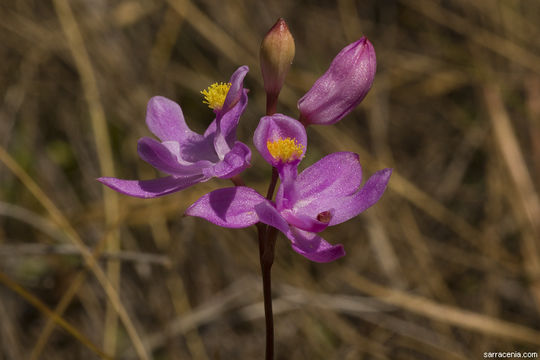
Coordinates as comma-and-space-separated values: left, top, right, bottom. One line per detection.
260, 18, 295, 111
298, 36, 376, 126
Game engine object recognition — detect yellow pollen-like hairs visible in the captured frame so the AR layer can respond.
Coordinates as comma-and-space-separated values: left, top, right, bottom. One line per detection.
201, 82, 231, 110
266, 137, 305, 163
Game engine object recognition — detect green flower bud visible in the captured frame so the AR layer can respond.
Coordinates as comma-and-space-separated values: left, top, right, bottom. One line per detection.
260, 18, 295, 113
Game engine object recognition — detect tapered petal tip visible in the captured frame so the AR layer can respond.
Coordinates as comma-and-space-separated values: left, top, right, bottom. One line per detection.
286, 227, 346, 263
98, 175, 205, 199
375, 168, 393, 189
221, 66, 249, 113
291, 239, 346, 263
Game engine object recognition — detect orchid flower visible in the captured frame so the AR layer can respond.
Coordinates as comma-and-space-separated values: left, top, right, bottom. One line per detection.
298, 36, 376, 126
186, 115, 391, 262
98, 66, 251, 198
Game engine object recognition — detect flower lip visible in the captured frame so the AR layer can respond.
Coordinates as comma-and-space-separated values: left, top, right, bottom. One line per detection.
253, 113, 307, 168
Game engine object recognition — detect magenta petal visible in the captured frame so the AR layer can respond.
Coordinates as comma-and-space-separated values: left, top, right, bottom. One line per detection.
137, 137, 211, 176
146, 96, 197, 142
281, 209, 332, 233
221, 66, 249, 115
213, 66, 249, 159
203, 66, 249, 139
296, 152, 363, 200
253, 114, 307, 168
212, 142, 251, 179
254, 201, 290, 234
179, 134, 219, 163
214, 89, 249, 157
185, 186, 265, 228
298, 37, 376, 125
328, 168, 392, 225
97, 175, 207, 199
203, 118, 217, 138
275, 162, 299, 211
286, 227, 346, 263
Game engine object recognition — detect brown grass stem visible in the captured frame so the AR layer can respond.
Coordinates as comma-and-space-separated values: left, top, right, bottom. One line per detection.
0, 145, 150, 360
0, 270, 113, 360
51, 0, 122, 355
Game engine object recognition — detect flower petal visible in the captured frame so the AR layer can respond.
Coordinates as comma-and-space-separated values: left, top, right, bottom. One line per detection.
327, 168, 391, 225
97, 175, 207, 199
185, 186, 265, 228
221, 65, 249, 115
254, 202, 341, 262
253, 114, 307, 168
291, 168, 391, 225
298, 37, 376, 125
179, 134, 220, 163
286, 227, 345, 263
213, 89, 249, 158
254, 201, 290, 234
280, 209, 332, 233
137, 137, 212, 176
211, 141, 251, 179
146, 96, 198, 142
292, 152, 363, 210
274, 162, 299, 211
295, 168, 390, 226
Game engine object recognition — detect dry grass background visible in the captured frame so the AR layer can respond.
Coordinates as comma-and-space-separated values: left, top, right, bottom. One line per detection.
1, 0, 540, 359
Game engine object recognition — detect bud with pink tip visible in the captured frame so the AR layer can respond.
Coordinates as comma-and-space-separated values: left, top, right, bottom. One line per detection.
260, 18, 295, 114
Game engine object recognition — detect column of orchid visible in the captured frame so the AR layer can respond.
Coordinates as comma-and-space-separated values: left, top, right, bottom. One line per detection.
99, 18, 391, 360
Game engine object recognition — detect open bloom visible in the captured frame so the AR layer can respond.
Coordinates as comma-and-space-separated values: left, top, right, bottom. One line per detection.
298, 36, 376, 126
186, 115, 391, 262
98, 66, 251, 198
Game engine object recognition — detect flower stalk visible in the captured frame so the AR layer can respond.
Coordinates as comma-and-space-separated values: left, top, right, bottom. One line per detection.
99, 16, 389, 360
259, 92, 281, 360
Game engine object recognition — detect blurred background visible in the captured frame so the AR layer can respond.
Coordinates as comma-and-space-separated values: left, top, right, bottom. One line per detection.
1, 0, 540, 359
